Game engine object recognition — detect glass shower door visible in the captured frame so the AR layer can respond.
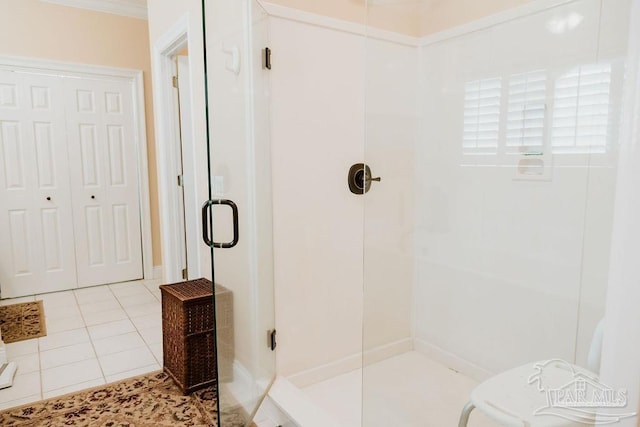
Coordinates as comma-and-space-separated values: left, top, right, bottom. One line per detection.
200, 1, 275, 425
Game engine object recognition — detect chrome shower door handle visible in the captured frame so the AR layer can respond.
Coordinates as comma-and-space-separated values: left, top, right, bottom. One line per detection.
201, 199, 240, 249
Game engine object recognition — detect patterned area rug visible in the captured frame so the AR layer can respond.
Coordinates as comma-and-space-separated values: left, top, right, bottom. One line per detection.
0, 371, 230, 426
0, 371, 251, 426
0, 301, 47, 343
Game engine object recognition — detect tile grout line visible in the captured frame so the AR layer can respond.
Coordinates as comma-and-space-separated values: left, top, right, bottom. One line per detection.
101, 282, 162, 376
71, 288, 108, 388
111, 281, 163, 367
36, 292, 44, 402
109, 283, 160, 367
91, 284, 156, 381
39, 296, 122, 393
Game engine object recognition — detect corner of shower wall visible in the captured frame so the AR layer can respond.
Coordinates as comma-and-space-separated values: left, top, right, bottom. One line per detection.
362, 28, 421, 362
266, 0, 423, 386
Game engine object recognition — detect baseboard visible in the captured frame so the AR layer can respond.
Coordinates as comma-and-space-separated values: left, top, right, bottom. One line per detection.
232, 359, 254, 394
287, 352, 361, 389
363, 337, 414, 366
288, 338, 413, 388
413, 338, 493, 382
152, 265, 163, 280
254, 394, 301, 427
217, 359, 272, 420
268, 376, 338, 427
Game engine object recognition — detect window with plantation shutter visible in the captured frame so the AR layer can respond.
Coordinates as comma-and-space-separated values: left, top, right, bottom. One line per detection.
463, 77, 502, 154
506, 71, 547, 152
551, 64, 612, 154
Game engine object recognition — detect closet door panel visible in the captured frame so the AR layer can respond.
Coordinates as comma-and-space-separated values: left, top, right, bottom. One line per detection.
103, 79, 141, 273
0, 71, 77, 298
65, 78, 142, 287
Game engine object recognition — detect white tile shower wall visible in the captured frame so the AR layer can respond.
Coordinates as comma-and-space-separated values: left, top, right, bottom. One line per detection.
415, 0, 629, 377
270, 17, 366, 377
270, 17, 419, 377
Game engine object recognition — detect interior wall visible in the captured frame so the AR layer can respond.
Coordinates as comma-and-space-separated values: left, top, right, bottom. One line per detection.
200, 0, 278, 392
0, 0, 162, 267
415, 0, 629, 377
147, 0, 210, 278
149, 2, 277, 403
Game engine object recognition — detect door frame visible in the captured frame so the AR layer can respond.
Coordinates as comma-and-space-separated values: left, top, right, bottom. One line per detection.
0, 55, 154, 282
152, 15, 202, 283
175, 54, 193, 282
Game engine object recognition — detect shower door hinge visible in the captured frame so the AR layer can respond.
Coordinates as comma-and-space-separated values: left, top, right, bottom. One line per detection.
172, 75, 178, 88
263, 47, 271, 70
181, 268, 188, 280
268, 329, 276, 351
177, 174, 184, 187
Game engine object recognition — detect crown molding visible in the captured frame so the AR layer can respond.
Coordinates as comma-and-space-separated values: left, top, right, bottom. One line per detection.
40, 0, 147, 20
419, 0, 574, 46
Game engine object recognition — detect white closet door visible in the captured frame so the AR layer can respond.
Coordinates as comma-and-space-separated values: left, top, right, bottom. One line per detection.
0, 70, 78, 298
64, 78, 143, 287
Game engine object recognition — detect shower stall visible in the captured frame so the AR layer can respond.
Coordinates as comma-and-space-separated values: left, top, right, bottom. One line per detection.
147, 0, 640, 425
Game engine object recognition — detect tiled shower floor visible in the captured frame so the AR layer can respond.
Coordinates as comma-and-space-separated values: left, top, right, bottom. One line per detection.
0, 279, 164, 410
302, 351, 496, 426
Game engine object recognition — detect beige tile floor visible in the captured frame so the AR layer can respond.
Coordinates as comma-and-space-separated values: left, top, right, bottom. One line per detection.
0, 279, 164, 410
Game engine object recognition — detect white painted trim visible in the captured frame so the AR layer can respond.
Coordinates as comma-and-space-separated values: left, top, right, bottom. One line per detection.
0, 55, 154, 282
175, 56, 200, 282
218, 359, 276, 421
259, 2, 419, 47
230, 360, 260, 414
40, 0, 147, 20
419, 0, 576, 46
0, 55, 144, 80
152, 15, 203, 284
267, 376, 339, 427
287, 338, 413, 388
132, 70, 154, 282
286, 350, 359, 389
253, 395, 298, 427
413, 338, 493, 382
364, 337, 414, 366
261, 0, 580, 49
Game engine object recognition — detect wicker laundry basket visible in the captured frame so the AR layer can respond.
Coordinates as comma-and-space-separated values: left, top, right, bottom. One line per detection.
160, 278, 233, 394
